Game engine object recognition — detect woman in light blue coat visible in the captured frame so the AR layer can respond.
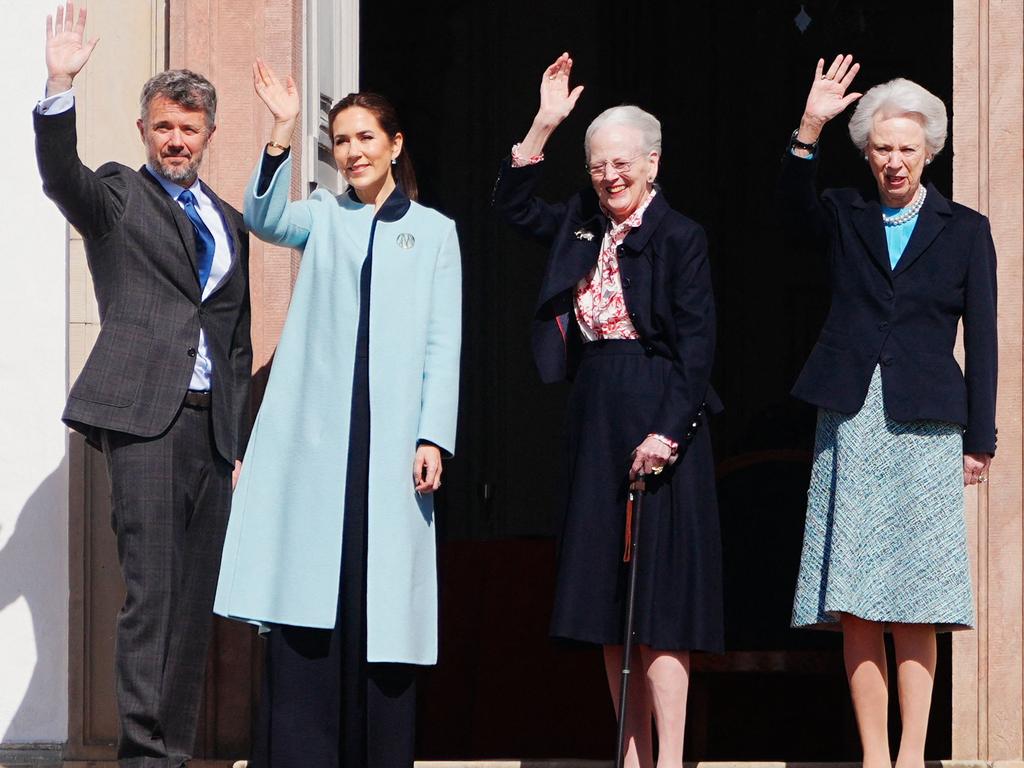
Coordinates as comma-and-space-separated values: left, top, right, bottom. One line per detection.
214, 60, 461, 767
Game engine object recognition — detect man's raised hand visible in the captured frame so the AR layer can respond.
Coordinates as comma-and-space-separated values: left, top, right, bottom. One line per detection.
46, 2, 99, 96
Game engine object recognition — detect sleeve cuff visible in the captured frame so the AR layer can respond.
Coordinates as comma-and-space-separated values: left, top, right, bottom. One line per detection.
37, 87, 75, 116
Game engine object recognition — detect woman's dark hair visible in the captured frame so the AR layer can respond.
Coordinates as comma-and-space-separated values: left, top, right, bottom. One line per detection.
328, 92, 418, 201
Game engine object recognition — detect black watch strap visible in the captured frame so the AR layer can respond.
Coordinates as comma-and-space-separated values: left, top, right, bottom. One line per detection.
789, 128, 818, 153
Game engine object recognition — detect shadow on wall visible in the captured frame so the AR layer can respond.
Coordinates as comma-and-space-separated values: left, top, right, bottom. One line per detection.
0, 461, 68, 743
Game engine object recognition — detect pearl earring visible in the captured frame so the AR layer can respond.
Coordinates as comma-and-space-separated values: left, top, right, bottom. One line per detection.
925, 157, 931, 165
391, 158, 397, 166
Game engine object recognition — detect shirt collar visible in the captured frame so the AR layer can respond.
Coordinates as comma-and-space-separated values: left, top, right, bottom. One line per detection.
606, 187, 657, 237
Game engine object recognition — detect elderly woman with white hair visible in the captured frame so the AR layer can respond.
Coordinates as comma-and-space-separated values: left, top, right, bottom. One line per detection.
493, 53, 724, 768
783, 55, 998, 768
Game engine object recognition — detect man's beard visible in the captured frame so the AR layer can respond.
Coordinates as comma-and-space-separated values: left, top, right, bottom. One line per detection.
150, 151, 203, 186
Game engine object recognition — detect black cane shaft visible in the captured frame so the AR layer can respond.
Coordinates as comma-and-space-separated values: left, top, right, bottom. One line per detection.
615, 485, 645, 768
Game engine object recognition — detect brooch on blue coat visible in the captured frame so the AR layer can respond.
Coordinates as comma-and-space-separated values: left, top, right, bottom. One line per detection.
396, 233, 416, 249
574, 229, 595, 242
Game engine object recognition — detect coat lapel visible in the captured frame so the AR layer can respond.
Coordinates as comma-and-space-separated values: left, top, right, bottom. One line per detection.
891, 183, 951, 277
850, 193, 893, 279
201, 180, 242, 297
140, 166, 200, 282
537, 209, 604, 310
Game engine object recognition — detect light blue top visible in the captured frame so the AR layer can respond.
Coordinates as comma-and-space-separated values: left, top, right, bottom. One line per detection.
881, 207, 920, 268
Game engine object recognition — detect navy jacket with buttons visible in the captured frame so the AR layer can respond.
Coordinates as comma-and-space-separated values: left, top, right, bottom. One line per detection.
778, 151, 998, 455
493, 157, 722, 445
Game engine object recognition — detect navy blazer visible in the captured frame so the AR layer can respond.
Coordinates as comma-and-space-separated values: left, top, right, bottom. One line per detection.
493, 158, 722, 445
778, 151, 997, 455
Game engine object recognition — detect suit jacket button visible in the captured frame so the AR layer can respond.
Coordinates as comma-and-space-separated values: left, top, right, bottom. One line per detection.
878, 321, 889, 330
882, 355, 894, 366
187, 347, 197, 357
622, 277, 631, 288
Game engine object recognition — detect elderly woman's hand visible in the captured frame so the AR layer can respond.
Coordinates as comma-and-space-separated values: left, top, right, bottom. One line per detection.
536, 52, 584, 127
963, 452, 992, 486
515, 53, 585, 159
797, 54, 862, 146
630, 436, 674, 481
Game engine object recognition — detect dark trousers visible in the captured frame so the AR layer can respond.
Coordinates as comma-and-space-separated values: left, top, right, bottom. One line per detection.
102, 401, 232, 768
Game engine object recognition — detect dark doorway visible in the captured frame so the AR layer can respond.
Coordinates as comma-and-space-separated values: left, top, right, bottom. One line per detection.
361, 0, 954, 760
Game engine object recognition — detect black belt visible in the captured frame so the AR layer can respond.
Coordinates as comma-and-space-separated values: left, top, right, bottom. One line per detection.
183, 390, 212, 408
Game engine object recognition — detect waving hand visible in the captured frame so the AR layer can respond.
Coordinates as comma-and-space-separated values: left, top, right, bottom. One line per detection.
796, 54, 862, 146
45, 2, 99, 95
516, 52, 585, 160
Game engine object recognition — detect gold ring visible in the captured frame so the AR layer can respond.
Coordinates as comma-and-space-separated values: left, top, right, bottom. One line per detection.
651, 466, 664, 475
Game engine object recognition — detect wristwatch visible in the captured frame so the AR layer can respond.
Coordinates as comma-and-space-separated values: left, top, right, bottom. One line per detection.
789, 128, 818, 154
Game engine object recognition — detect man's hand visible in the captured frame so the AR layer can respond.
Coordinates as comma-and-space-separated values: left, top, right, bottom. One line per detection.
45, 2, 99, 96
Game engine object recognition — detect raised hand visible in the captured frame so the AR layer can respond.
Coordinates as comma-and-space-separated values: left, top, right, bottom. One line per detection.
45, 1, 99, 95
253, 57, 300, 126
516, 52, 585, 159
537, 52, 584, 127
800, 54, 862, 136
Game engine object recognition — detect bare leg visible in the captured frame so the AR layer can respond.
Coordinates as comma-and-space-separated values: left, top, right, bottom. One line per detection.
604, 644, 653, 768
640, 645, 690, 768
841, 613, 891, 768
891, 623, 936, 768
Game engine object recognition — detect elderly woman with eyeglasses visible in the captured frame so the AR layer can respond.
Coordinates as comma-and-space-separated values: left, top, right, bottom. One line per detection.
493, 53, 724, 768
782, 56, 997, 768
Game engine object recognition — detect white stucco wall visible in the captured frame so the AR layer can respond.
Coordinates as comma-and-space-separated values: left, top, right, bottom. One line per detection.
0, 0, 71, 745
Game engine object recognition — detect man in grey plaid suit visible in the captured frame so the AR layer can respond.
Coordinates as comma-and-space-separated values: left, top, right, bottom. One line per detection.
35, 5, 252, 766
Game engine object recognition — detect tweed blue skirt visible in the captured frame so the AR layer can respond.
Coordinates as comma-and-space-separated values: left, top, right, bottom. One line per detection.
791, 365, 974, 632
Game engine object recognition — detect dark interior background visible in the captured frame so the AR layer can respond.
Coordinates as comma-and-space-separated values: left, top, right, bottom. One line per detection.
361, 0, 954, 760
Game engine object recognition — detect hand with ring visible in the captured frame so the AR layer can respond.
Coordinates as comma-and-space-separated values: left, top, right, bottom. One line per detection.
630, 435, 672, 480
963, 452, 992, 487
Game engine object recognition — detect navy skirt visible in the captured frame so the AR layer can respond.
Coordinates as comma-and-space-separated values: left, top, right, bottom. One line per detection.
551, 340, 724, 652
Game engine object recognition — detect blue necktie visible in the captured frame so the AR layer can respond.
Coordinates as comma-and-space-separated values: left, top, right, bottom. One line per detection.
178, 189, 215, 289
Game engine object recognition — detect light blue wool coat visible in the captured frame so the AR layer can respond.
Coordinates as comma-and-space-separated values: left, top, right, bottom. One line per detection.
214, 154, 461, 664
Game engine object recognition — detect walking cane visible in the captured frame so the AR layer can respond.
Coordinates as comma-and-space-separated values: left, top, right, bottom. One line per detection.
614, 471, 649, 768
612, 403, 704, 768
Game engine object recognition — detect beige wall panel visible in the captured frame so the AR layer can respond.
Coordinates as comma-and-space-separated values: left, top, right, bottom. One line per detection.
953, 0, 1024, 760
171, 0, 301, 376
985, 0, 1024, 756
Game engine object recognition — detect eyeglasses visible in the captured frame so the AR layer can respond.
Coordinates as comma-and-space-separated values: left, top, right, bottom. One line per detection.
585, 155, 644, 179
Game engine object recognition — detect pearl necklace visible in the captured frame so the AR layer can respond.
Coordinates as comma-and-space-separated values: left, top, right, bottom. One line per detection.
882, 186, 927, 227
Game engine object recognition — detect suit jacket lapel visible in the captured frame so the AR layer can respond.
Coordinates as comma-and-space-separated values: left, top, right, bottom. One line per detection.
537, 209, 604, 310
139, 166, 200, 281
892, 183, 951, 277
619, 192, 668, 290
201, 180, 241, 294
850, 194, 893, 279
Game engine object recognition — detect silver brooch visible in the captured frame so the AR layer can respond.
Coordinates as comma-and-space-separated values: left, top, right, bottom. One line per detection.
396, 233, 416, 249
574, 229, 595, 241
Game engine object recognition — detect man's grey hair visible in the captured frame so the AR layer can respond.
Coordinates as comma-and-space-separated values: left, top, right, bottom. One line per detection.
848, 78, 947, 156
139, 69, 218, 128
584, 105, 662, 162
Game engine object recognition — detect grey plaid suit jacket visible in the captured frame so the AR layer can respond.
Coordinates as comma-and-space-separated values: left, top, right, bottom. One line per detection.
34, 107, 252, 463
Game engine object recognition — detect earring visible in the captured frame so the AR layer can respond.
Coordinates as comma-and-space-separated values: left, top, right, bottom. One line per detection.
863, 155, 868, 161
925, 157, 931, 165
391, 158, 397, 166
